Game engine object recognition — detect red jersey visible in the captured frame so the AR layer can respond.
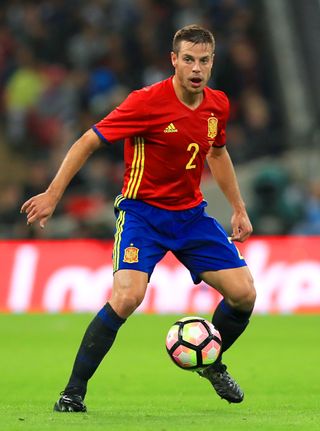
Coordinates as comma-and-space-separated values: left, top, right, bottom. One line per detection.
93, 77, 229, 210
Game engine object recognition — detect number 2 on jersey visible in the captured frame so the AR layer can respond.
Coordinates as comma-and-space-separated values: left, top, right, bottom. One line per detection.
186, 143, 199, 170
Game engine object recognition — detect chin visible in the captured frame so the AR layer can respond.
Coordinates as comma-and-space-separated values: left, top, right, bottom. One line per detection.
190, 86, 204, 94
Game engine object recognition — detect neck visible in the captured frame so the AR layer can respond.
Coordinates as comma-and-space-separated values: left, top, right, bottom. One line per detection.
172, 76, 203, 110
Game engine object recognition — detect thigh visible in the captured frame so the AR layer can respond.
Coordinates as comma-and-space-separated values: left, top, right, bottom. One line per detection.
201, 266, 255, 310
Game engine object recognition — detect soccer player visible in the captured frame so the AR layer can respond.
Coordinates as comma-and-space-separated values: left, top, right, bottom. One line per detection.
21, 25, 256, 412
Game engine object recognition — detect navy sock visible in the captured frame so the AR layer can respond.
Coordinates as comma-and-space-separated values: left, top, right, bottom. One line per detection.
65, 302, 126, 397
212, 299, 253, 358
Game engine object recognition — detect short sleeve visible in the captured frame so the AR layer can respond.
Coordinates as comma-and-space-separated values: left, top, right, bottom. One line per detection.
93, 90, 149, 144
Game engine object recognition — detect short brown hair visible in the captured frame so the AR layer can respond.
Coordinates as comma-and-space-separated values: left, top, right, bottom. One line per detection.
172, 24, 215, 54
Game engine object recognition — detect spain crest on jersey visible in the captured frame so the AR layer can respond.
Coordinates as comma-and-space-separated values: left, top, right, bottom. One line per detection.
207, 116, 218, 139
123, 245, 139, 263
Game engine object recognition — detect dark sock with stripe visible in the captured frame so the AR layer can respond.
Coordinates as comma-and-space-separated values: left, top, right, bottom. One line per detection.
212, 299, 253, 360
64, 302, 126, 398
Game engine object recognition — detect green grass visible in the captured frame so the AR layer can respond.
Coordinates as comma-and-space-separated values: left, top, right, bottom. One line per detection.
0, 313, 319, 431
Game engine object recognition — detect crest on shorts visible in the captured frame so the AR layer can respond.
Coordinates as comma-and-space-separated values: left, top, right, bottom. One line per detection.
123, 245, 139, 263
207, 116, 218, 139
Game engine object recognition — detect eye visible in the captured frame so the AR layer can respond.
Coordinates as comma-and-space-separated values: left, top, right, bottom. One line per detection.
201, 57, 210, 64
183, 56, 193, 63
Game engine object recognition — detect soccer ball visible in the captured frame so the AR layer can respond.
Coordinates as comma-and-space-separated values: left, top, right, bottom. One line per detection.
165, 316, 222, 371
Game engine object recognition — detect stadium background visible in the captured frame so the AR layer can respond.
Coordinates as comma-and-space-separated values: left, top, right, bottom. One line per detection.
0, 0, 319, 313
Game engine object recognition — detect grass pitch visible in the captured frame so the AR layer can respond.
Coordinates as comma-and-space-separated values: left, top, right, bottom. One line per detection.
0, 313, 319, 431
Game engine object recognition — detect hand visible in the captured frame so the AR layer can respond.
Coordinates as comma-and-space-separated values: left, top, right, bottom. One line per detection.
20, 191, 58, 229
230, 210, 253, 242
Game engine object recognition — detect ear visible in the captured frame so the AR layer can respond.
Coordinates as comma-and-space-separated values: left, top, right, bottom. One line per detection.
171, 51, 177, 68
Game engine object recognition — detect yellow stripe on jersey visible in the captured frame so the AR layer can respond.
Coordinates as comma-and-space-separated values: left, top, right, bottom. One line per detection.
124, 138, 139, 198
133, 138, 145, 199
124, 137, 145, 199
129, 139, 142, 197
113, 209, 125, 272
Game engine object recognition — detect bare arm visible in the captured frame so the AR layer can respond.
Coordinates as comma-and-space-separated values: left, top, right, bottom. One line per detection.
206, 146, 252, 242
21, 129, 103, 228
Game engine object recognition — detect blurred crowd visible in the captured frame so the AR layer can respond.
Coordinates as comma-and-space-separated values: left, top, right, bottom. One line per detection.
0, 0, 318, 239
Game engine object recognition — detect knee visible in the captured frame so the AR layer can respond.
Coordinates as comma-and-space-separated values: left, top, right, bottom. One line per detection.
227, 276, 256, 312
111, 278, 146, 317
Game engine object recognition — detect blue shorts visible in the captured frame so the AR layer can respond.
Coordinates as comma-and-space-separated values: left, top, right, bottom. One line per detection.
112, 195, 247, 284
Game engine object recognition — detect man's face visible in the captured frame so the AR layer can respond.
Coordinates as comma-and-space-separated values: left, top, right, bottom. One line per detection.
171, 41, 214, 94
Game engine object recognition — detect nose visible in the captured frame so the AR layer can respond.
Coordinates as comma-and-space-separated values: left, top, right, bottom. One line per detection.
192, 61, 201, 72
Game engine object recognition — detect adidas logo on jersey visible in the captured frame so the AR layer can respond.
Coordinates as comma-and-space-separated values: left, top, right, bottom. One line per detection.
164, 123, 178, 133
